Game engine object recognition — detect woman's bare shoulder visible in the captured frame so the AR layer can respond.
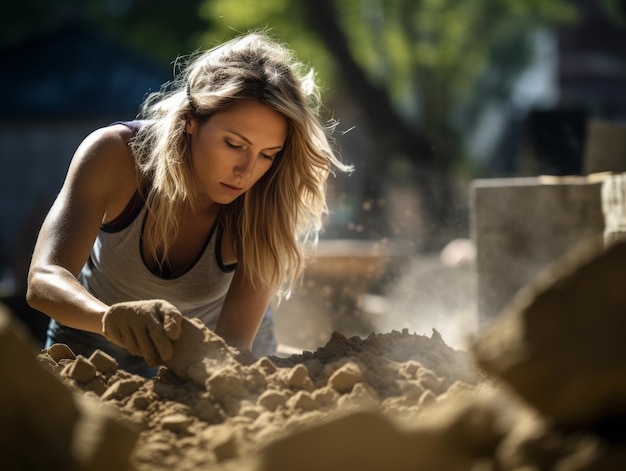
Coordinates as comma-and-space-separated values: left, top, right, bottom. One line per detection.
77, 123, 135, 162
69, 124, 137, 180
63, 124, 140, 215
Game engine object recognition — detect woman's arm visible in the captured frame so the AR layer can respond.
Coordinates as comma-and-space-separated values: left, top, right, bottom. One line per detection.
215, 266, 275, 351
26, 125, 138, 335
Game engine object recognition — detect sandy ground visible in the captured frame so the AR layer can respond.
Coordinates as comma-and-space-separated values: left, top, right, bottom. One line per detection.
3, 238, 626, 470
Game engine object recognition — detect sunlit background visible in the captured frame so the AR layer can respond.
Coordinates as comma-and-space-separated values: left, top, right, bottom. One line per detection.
2, 0, 625, 351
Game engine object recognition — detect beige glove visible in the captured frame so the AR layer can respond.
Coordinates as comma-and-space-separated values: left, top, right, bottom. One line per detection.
102, 299, 183, 367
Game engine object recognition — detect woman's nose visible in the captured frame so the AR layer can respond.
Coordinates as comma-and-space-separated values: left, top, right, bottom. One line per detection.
234, 155, 255, 177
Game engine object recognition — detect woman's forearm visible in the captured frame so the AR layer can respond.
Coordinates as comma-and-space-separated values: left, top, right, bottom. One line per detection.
26, 265, 109, 335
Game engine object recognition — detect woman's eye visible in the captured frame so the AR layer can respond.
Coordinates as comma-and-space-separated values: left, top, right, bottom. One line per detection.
225, 140, 242, 149
261, 153, 275, 162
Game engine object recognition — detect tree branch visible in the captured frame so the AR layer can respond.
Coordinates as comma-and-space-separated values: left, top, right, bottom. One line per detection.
304, 0, 437, 166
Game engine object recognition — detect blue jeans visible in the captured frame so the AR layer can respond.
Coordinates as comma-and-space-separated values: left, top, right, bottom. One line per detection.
251, 305, 278, 358
45, 305, 277, 378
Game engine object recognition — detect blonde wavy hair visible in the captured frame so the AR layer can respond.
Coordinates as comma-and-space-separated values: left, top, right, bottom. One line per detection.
130, 31, 352, 296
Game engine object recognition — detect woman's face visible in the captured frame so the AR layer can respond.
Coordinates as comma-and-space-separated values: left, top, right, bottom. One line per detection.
186, 99, 288, 206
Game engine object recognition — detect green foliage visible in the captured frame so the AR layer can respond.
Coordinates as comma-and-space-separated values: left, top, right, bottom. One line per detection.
197, 0, 335, 90
195, 0, 576, 157
1, 0, 577, 114
1, 0, 578, 171
601, 0, 626, 25
333, 0, 575, 117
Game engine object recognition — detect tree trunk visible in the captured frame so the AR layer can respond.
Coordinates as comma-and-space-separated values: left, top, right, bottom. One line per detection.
304, 0, 458, 250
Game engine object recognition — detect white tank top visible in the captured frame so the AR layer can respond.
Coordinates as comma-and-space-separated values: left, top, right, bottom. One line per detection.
78, 201, 236, 329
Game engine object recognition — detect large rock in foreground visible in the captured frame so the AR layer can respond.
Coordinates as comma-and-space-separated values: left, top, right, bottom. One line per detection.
472, 237, 626, 428
0, 304, 139, 471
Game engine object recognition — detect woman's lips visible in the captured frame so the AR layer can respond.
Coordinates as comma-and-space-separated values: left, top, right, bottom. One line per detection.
220, 182, 244, 195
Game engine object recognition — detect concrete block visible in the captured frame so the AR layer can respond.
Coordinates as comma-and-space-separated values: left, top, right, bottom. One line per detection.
470, 176, 606, 322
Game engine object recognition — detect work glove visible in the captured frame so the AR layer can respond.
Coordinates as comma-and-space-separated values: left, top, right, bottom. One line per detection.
102, 299, 183, 367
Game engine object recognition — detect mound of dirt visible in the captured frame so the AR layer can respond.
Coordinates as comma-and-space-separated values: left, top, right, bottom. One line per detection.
33, 319, 478, 471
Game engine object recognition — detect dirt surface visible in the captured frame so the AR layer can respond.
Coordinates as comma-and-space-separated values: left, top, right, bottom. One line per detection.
34, 323, 478, 471
3, 238, 626, 470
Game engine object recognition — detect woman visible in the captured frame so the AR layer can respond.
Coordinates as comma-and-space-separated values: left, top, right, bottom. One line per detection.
26, 31, 351, 375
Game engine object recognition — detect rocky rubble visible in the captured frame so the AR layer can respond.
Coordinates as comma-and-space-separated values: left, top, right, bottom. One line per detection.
3, 237, 626, 470
32, 319, 478, 471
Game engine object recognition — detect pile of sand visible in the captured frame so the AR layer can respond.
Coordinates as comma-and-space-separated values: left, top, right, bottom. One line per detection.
3, 237, 626, 470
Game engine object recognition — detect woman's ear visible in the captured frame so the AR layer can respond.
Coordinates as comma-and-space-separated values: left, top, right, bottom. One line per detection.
185, 112, 197, 134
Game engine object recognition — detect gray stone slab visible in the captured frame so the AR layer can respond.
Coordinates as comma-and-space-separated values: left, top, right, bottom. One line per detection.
470, 176, 605, 322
